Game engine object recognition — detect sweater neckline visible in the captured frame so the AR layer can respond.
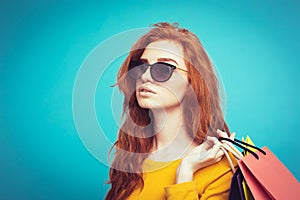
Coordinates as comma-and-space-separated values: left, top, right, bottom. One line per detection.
142, 158, 181, 172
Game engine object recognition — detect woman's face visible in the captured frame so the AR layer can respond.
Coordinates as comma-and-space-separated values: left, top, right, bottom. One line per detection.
135, 40, 189, 111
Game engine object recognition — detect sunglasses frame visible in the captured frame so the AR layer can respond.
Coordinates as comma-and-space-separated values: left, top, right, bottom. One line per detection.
128, 60, 188, 82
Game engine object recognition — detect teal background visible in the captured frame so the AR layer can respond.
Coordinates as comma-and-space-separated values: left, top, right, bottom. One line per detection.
1, 0, 299, 199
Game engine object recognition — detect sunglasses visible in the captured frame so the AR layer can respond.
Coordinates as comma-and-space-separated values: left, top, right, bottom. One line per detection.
127, 60, 188, 82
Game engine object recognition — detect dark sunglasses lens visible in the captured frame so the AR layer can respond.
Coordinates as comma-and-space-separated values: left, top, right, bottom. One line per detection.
151, 63, 173, 82
128, 61, 147, 80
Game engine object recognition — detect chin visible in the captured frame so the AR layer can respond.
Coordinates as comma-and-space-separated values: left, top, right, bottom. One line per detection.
139, 103, 158, 110
137, 100, 161, 110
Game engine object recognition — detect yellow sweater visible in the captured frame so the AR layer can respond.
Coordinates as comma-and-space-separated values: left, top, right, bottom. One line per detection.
128, 155, 235, 200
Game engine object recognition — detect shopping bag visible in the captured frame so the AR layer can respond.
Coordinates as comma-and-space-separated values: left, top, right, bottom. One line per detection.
241, 180, 254, 200
223, 136, 255, 200
241, 136, 255, 200
220, 135, 300, 200
228, 168, 246, 200
239, 146, 300, 200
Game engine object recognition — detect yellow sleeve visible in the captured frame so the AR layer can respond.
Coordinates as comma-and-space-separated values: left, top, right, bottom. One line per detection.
164, 155, 235, 200
197, 168, 233, 200
195, 155, 235, 200
164, 182, 199, 200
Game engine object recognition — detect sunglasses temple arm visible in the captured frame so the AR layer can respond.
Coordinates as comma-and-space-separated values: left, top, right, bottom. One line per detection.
219, 137, 265, 160
177, 68, 188, 72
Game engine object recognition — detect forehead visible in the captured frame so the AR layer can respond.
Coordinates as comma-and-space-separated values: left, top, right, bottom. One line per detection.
141, 40, 184, 61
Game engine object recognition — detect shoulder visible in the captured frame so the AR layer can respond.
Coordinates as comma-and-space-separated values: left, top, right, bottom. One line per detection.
194, 151, 237, 179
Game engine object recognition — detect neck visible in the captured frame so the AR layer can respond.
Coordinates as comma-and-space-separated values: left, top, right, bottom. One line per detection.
152, 106, 183, 145
150, 106, 196, 160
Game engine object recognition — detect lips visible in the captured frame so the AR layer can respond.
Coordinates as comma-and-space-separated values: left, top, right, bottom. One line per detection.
138, 86, 156, 94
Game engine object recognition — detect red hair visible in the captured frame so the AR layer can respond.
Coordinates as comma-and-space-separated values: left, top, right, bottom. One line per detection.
105, 22, 229, 200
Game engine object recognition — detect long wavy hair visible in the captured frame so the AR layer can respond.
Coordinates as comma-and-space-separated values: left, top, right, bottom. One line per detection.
105, 22, 229, 200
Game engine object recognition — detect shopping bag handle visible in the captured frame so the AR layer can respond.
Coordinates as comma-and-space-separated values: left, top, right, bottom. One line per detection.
219, 137, 266, 160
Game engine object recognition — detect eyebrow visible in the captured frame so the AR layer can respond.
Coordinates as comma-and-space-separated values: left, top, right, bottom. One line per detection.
140, 58, 178, 66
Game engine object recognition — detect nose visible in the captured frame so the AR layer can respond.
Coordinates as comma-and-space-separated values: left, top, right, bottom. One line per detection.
140, 67, 153, 82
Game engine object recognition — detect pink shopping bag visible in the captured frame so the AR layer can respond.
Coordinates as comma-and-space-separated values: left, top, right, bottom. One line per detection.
238, 147, 300, 199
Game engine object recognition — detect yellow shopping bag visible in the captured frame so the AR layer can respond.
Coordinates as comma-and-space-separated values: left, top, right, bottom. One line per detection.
241, 136, 255, 200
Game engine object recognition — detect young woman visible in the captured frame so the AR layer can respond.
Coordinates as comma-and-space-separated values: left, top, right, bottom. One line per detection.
106, 22, 234, 200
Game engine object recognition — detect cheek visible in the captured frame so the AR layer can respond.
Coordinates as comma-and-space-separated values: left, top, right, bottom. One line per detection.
175, 83, 188, 101
162, 80, 189, 103
135, 79, 145, 91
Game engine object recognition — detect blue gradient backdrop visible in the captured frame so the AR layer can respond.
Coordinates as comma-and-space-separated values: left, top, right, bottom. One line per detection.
1, 1, 299, 199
